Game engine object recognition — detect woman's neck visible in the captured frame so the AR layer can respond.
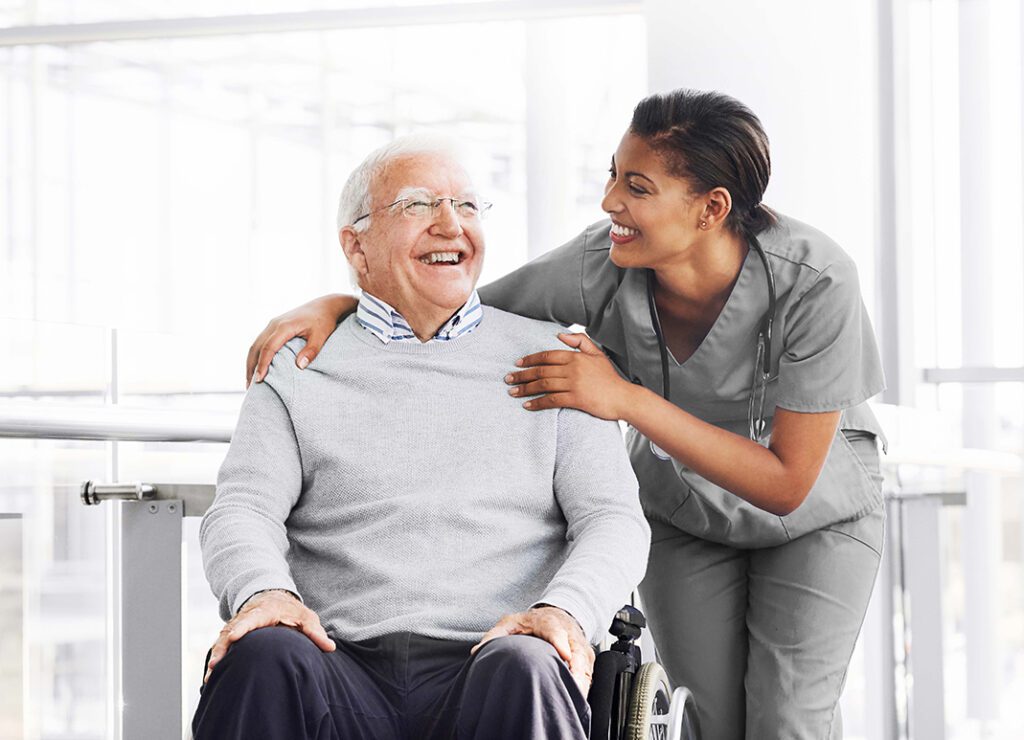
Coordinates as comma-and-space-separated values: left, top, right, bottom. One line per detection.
652, 230, 749, 316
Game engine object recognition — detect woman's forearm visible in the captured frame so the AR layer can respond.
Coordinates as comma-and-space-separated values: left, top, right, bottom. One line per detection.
620, 385, 805, 515
321, 293, 359, 322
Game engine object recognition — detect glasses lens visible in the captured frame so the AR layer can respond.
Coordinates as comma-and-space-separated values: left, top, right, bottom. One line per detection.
404, 200, 434, 217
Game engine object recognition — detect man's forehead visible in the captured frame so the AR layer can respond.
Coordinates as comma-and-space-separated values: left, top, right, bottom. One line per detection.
375, 152, 475, 195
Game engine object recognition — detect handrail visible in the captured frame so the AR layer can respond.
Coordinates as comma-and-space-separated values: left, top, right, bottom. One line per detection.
0, 402, 233, 443
1, 401, 1022, 475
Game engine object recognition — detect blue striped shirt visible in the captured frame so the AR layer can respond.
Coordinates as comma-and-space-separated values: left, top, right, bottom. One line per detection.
355, 290, 483, 344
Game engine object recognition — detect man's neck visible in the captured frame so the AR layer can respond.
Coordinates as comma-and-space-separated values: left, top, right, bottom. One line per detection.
362, 290, 468, 343
404, 307, 457, 343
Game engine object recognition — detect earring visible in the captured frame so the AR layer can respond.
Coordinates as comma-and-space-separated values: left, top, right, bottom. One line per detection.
700, 220, 707, 229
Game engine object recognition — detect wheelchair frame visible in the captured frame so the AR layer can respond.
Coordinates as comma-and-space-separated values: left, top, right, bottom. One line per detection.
589, 605, 702, 740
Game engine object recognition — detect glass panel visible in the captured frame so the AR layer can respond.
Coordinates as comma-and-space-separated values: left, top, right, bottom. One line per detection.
3, 16, 644, 343
0, 320, 109, 404
0, 514, 24, 740
0, 438, 108, 740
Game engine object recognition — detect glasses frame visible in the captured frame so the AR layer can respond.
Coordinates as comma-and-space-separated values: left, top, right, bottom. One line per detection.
351, 196, 493, 226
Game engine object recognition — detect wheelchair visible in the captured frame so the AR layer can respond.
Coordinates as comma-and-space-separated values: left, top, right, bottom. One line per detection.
588, 605, 702, 740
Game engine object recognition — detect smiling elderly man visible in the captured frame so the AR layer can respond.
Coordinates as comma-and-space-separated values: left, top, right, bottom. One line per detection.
191, 136, 650, 740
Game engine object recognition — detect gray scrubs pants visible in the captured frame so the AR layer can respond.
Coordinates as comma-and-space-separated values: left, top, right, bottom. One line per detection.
639, 436, 884, 740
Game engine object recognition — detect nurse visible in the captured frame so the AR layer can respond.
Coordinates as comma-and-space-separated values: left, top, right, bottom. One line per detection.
245, 89, 886, 740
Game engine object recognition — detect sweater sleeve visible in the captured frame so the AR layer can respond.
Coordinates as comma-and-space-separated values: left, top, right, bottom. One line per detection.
540, 410, 651, 642
199, 351, 304, 621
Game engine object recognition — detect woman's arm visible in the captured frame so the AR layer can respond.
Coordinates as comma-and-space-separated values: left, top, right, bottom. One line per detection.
506, 333, 839, 516
245, 222, 616, 385
623, 386, 839, 516
246, 293, 357, 386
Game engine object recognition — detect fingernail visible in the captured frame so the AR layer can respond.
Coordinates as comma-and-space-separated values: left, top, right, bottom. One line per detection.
523, 401, 533, 409
508, 388, 519, 396
298, 356, 309, 369
504, 374, 513, 383
515, 358, 523, 367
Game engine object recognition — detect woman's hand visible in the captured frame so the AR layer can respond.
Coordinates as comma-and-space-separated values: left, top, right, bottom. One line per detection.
245, 294, 357, 387
505, 333, 636, 421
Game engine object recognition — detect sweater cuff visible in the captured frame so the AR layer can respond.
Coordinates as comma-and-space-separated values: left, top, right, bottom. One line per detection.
231, 576, 302, 616
535, 591, 598, 643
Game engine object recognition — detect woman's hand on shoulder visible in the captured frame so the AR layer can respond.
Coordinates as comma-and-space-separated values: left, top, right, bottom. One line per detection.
505, 332, 635, 421
245, 294, 357, 387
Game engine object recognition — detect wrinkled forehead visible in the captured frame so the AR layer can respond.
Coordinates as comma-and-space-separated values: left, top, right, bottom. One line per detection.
373, 152, 477, 201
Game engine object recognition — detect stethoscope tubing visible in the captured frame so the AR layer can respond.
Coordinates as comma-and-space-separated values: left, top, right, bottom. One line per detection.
645, 235, 777, 442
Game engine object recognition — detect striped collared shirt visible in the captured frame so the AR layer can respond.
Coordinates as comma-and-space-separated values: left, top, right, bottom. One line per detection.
355, 290, 483, 344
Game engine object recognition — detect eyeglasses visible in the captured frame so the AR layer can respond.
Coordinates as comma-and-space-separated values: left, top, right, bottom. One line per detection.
352, 196, 493, 225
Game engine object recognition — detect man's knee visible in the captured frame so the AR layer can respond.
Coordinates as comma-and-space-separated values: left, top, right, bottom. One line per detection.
472, 635, 564, 682
218, 625, 324, 676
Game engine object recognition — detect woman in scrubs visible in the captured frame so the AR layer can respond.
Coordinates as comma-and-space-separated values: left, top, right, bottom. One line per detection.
244, 89, 885, 739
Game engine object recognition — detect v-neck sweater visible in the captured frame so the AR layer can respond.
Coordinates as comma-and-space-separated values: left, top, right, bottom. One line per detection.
200, 305, 649, 642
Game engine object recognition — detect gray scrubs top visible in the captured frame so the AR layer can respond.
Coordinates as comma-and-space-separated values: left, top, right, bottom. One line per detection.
479, 213, 886, 548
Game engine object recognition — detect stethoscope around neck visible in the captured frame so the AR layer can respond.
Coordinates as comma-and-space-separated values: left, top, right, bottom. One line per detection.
645, 233, 777, 458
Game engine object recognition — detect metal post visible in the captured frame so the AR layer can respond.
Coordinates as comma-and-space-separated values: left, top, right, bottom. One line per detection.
118, 499, 184, 740
864, 498, 900, 740
901, 496, 947, 739
958, 0, 1001, 726
525, 19, 574, 258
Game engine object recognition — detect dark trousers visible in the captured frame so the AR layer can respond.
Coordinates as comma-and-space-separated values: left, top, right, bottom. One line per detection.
192, 627, 590, 740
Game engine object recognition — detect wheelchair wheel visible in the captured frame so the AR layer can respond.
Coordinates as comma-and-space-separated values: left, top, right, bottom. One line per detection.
625, 663, 702, 740
625, 662, 671, 740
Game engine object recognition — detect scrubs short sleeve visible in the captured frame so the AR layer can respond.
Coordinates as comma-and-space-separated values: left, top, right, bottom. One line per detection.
478, 221, 620, 328
775, 258, 885, 413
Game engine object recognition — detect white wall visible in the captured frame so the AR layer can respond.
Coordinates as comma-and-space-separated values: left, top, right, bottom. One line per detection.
644, 0, 879, 304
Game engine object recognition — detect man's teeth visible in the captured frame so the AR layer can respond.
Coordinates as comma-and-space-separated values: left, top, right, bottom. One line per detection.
611, 223, 640, 238
420, 252, 461, 264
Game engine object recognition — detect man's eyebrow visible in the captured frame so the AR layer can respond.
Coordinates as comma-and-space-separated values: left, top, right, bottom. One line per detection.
394, 186, 433, 200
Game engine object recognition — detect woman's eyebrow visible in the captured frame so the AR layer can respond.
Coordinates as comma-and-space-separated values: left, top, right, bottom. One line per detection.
625, 171, 656, 185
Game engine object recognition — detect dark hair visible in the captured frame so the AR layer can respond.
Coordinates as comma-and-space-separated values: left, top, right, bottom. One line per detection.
630, 89, 772, 237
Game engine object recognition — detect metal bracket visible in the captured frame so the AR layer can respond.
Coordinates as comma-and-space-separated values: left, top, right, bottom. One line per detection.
80, 481, 155, 506
81, 481, 215, 516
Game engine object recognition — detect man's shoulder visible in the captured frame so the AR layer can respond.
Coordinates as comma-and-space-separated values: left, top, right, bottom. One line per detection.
480, 305, 568, 353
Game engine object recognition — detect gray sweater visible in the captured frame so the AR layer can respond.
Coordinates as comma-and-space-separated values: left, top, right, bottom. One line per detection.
200, 306, 650, 642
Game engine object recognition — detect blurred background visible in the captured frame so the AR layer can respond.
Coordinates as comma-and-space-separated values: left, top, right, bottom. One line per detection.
0, 0, 1021, 738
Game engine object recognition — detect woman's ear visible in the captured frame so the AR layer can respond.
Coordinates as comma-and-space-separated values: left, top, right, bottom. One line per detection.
702, 187, 733, 229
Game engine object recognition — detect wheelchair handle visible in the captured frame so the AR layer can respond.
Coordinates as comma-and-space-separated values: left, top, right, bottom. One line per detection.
609, 604, 646, 642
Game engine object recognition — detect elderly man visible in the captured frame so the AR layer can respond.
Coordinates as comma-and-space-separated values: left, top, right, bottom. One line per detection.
192, 136, 650, 740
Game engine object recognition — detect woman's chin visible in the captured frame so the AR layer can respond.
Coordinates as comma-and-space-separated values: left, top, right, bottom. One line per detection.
609, 244, 644, 270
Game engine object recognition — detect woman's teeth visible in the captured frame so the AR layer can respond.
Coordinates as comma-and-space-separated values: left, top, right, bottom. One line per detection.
611, 223, 639, 238
420, 252, 461, 264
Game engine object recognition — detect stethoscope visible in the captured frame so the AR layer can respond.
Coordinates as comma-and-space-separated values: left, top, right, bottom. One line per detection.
645, 233, 777, 458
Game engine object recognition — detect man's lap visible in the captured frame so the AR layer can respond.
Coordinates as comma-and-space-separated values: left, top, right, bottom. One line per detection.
195, 627, 587, 740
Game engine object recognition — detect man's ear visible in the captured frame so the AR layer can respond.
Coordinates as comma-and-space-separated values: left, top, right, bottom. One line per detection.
339, 226, 369, 279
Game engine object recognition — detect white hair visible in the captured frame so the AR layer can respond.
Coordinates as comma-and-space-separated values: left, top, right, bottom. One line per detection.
336, 133, 468, 233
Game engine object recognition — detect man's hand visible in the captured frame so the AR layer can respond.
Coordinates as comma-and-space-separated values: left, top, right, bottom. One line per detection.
471, 606, 594, 695
203, 590, 335, 683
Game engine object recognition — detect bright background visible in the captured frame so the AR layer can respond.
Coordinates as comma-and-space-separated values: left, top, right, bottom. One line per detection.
1, 1, 1022, 738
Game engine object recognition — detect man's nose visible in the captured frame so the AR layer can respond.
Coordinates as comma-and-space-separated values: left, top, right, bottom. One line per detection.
430, 200, 463, 238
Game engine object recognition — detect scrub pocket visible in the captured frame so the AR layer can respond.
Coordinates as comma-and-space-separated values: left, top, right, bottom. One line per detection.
662, 428, 883, 549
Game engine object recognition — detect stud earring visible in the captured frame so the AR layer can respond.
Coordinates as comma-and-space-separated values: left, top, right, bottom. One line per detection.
700, 220, 707, 229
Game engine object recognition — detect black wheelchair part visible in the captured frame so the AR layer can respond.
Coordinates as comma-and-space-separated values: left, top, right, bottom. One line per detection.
587, 605, 702, 740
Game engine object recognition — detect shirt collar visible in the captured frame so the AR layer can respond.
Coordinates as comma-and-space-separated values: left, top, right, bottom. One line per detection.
356, 290, 483, 345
